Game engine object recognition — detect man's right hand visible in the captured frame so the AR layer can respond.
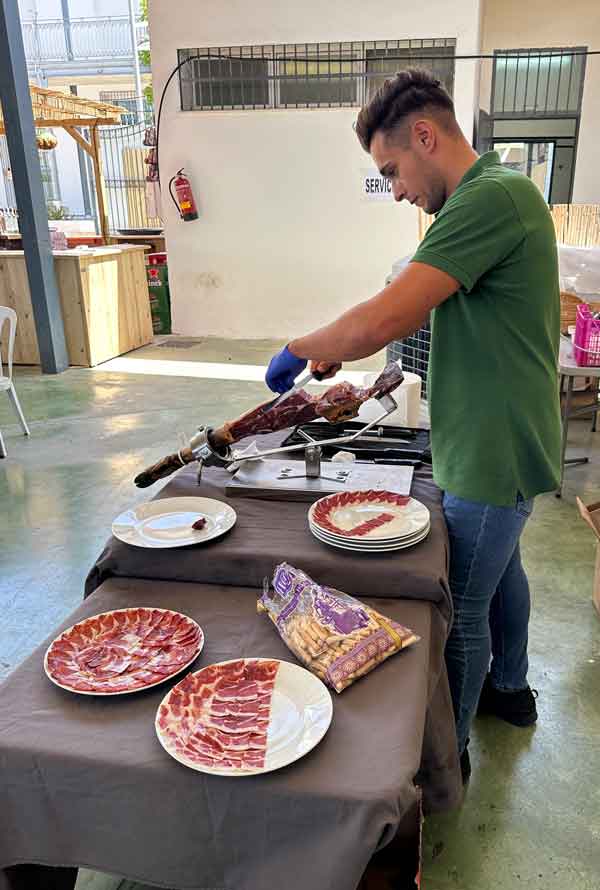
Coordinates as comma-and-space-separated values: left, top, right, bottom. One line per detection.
265, 345, 308, 393
310, 360, 342, 380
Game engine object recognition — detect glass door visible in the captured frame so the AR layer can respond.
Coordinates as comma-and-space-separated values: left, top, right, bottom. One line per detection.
493, 141, 555, 201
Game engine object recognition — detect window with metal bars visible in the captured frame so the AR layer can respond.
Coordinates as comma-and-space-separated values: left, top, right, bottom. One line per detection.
365, 42, 455, 101
178, 39, 456, 111
491, 47, 587, 116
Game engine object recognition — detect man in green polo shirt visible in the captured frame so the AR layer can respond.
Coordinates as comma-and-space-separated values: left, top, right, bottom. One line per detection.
265, 69, 561, 782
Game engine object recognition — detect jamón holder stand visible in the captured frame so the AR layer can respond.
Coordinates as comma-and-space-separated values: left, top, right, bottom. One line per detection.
190, 393, 398, 484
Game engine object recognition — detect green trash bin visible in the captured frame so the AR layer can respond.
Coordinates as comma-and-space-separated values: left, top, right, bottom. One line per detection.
146, 253, 171, 335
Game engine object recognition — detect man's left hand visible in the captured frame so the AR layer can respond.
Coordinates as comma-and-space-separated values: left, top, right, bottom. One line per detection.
265, 345, 308, 393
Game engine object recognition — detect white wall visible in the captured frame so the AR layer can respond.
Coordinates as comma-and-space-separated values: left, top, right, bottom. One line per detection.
18, 0, 43, 19
148, 0, 482, 339
482, 0, 600, 203
53, 134, 85, 214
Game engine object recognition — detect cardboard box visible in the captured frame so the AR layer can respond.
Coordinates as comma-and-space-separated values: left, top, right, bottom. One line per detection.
576, 497, 600, 617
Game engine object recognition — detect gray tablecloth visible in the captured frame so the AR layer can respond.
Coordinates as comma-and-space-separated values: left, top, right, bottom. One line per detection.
86, 456, 451, 624
0, 578, 461, 890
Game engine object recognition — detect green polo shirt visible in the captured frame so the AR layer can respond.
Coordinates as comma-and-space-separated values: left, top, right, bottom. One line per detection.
411, 151, 561, 507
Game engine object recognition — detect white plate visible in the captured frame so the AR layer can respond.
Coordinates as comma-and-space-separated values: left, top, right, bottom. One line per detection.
310, 520, 430, 548
112, 497, 237, 549
44, 607, 205, 696
155, 658, 332, 776
309, 492, 429, 541
310, 523, 430, 552
310, 525, 430, 552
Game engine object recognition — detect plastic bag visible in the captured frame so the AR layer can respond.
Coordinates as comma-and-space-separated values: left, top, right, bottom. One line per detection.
558, 244, 600, 300
258, 563, 419, 692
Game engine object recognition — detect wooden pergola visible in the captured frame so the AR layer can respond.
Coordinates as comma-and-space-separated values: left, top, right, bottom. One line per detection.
0, 84, 126, 240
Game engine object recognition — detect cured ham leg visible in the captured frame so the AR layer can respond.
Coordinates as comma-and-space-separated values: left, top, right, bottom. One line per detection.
210, 361, 404, 448
134, 362, 403, 488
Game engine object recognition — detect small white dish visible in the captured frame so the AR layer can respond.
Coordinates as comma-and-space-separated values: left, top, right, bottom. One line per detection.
112, 497, 237, 549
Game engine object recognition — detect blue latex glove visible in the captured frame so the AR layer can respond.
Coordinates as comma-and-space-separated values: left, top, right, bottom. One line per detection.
265, 345, 307, 394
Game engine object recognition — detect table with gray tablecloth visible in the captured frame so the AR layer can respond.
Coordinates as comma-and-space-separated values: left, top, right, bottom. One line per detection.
1, 440, 461, 890
0, 577, 460, 890
83, 452, 459, 808
86, 458, 452, 624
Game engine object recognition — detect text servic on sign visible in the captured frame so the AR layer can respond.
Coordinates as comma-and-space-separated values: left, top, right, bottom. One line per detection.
362, 168, 394, 202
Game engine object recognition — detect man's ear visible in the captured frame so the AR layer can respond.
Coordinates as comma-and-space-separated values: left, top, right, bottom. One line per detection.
412, 119, 435, 153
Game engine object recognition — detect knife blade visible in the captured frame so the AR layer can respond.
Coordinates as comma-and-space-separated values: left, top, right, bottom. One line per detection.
267, 370, 319, 410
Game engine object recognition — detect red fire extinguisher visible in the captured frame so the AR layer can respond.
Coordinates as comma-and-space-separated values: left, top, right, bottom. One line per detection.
168, 168, 199, 221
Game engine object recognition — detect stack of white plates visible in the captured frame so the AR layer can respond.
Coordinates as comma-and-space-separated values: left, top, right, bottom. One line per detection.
308, 490, 430, 553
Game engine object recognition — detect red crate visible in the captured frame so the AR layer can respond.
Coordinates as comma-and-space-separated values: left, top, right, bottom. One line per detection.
147, 251, 167, 265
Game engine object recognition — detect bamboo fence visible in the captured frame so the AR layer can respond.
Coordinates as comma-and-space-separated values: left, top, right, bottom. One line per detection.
418, 204, 600, 247
550, 204, 600, 247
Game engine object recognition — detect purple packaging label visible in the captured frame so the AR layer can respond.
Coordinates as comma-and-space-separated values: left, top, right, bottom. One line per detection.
313, 590, 369, 635
273, 564, 294, 595
272, 564, 309, 629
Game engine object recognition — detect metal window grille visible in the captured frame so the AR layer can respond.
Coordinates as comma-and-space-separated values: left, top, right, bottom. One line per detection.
365, 40, 455, 101
492, 47, 587, 116
178, 39, 456, 111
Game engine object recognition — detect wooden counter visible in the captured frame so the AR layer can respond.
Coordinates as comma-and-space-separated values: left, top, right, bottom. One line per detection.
0, 244, 153, 367
108, 233, 166, 254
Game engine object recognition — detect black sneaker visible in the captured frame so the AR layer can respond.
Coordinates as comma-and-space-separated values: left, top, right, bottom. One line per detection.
460, 745, 472, 785
477, 673, 538, 727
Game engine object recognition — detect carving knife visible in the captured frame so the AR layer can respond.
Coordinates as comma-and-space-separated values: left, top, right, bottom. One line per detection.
267, 370, 322, 409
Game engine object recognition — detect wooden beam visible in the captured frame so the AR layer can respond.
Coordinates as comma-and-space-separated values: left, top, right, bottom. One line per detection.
90, 125, 109, 242
63, 125, 93, 157
0, 116, 121, 133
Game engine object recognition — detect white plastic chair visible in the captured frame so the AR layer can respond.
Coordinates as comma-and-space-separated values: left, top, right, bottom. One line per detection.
0, 306, 30, 458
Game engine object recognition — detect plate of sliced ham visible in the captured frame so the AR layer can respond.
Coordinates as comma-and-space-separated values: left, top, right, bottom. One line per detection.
155, 657, 333, 776
44, 607, 204, 695
309, 490, 430, 541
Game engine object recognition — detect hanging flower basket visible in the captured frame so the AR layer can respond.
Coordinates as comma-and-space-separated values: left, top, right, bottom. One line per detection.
37, 130, 58, 150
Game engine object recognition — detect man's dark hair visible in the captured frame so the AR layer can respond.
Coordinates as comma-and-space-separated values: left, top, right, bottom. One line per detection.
355, 68, 458, 152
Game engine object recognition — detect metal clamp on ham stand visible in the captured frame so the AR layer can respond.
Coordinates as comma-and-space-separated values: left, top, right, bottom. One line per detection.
188, 427, 233, 483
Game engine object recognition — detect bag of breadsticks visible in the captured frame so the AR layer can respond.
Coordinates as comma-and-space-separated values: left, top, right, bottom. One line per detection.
258, 563, 419, 693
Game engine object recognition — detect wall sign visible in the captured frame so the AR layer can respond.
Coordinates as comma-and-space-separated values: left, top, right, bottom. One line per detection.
361, 168, 394, 202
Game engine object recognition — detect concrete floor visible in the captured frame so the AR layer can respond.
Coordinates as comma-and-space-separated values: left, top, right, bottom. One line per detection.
1, 336, 599, 890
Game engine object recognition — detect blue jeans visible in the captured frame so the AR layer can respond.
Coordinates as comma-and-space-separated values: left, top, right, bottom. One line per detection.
443, 492, 534, 754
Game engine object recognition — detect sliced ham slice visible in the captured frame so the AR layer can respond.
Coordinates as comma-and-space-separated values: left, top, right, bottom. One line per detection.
157, 659, 280, 771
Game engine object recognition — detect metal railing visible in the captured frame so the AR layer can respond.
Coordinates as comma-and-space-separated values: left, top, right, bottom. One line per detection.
22, 16, 148, 63
100, 119, 161, 233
